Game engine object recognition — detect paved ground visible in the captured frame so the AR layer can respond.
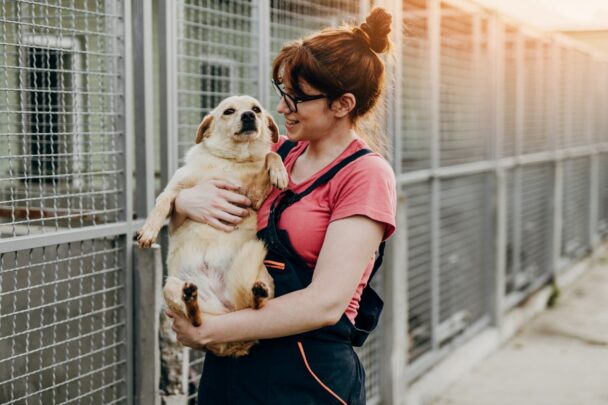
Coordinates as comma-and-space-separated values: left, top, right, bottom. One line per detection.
433, 256, 608, 405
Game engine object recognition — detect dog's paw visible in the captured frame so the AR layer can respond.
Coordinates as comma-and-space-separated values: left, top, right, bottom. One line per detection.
136, 227, 157, 248
182, 282, 203, 327
269, 164, 289, 190
252, 281, 269, 309
182, 282, 198, 302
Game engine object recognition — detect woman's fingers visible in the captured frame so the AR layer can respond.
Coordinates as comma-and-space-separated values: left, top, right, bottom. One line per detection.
206, 217, 236, 232
212, 179, 242, 192
219, 200, 250, 218
215, 210, 242, 226
219, 189, 252, 208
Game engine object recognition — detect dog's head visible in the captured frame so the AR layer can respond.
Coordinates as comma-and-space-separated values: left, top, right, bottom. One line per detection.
195, 96, 279, 147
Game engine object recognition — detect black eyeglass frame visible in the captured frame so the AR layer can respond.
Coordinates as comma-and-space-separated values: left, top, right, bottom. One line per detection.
271, 80, 327, 113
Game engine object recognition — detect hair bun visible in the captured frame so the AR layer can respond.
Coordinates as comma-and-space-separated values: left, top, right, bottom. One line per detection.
358, 7, 392, 53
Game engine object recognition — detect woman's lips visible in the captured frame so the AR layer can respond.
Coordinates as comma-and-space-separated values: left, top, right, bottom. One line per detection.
284, 118, 299, 130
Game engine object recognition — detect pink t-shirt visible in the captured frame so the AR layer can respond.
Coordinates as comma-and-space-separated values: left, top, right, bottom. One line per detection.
257, 136, 397, 323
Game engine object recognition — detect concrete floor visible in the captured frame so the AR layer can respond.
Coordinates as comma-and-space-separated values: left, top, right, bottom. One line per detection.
433, 257, 608, 405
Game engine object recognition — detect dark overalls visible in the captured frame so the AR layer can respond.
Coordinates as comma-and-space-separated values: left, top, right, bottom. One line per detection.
198, 141, 386, 405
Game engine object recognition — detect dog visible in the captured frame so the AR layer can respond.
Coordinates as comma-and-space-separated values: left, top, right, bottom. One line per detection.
137, 95, 288, 357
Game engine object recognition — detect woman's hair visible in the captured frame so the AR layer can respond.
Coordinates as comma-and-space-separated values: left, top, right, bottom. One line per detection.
272, 7, 393, 154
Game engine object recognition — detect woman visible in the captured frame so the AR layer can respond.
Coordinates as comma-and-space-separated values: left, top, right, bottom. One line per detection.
167, 7, 397, 404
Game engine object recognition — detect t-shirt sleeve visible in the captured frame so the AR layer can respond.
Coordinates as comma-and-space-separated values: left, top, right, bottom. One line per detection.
329, 155, 397, 241
271, 135, 289, 153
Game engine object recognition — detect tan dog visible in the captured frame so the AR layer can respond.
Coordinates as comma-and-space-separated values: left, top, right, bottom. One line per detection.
137, 95, 288, 357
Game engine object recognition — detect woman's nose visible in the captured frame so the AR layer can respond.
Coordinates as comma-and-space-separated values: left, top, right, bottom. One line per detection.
276, 96, 290, 114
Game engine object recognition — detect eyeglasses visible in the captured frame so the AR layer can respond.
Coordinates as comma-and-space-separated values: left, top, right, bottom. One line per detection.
271, 80, 326, 113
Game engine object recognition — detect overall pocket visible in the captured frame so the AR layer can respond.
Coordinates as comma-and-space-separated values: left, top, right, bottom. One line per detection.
296, 340, 359, 405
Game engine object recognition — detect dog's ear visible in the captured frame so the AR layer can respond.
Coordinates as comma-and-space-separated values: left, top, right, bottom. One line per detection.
266, 114, 279, 143
195, 114, 214, 144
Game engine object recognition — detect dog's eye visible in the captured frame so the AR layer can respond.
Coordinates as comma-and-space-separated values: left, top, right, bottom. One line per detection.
252, 106, 261, 113
223, 108, 235, 115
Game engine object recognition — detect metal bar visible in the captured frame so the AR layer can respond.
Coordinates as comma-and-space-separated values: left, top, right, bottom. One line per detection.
490, 16, 506, 327
381, 193, 408, 404
122, 0, 135, 403
395, 143, 608, 186
158, 0, 179, 187
132, 0, 156, 218
257, 0, 270, 105
428, 0, 441, 353
0, 222, 130, 253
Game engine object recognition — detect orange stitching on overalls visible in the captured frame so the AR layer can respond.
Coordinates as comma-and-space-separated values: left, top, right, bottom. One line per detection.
297, 341, 348, 405
263, 260, 285, 270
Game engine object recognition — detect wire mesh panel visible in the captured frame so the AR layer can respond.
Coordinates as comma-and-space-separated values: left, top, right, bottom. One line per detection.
437, 174, 491, 342
599, 154, 608, 238
0, 238, 127, 404
0, 0, 126, 237
593, 61, 608, 145
561, 157, 591, 263
404, 181, 432, 362
439, 5, 489, 166
522, 37, 548, 154
556, 46, 570, 150
504, 168, 517, 295
439, 174, 490, 344
569, 50, 590, 148
401, 0, 432, 172
502, 26, 517, 157
520, 164, 554, 284
175, 0, 259, 162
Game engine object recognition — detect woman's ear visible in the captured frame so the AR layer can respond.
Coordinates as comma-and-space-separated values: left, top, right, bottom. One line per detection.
331, 93, 357, 118
195, 114, 213, 144
266, 114, 279, 143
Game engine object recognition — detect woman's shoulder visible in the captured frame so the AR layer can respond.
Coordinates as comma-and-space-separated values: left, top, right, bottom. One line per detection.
344, 139, 395, 178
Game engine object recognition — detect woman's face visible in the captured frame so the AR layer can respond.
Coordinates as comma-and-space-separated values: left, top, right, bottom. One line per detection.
275, 79, 337, 142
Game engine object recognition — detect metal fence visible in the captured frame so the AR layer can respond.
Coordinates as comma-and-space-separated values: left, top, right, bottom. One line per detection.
396, 0, 608, 386
0, 0, 133, 404
1, 0, 608, 404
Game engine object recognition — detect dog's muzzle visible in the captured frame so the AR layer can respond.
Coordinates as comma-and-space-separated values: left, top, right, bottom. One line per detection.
238, 111, 257, 134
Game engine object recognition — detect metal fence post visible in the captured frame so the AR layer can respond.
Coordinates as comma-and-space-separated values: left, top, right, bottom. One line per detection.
489, 15, 506, 327
133, 243, 163, 405
132, 0, 156, 218
158, 0, 179, 186
428, 0, 441, 354
382, 194, 408, 405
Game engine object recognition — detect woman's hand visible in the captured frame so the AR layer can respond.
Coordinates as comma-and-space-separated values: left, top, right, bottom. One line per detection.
165, 309, 212, 350
171, 179, 252, 233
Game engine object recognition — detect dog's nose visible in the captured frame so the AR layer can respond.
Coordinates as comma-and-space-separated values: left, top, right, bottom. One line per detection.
241, 111, 255, 122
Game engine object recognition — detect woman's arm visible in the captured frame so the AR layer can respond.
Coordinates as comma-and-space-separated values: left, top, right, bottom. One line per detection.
168, 215, 385, 348
169, 179, 252, 234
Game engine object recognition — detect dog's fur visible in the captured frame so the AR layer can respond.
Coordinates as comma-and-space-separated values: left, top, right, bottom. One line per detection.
137, 95, 288, 357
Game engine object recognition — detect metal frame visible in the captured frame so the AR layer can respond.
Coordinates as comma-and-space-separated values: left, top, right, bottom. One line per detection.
2, 1, 607, 404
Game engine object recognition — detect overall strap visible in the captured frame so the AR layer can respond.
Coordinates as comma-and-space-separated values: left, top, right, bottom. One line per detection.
277, 139, 297, 161
265, 148, 373, 262
272, 148, 373, 213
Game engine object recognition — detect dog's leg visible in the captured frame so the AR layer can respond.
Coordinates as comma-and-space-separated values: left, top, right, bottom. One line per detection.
224, 240, 274, 310
252, 264, 274, 310
265, 151, 289, 190
182, 282, 203, 327
137, 168, 192, 248
245, 152, 288, 210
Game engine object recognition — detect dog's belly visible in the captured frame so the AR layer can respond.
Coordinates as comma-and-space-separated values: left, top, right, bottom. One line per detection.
166, 215, 258, 313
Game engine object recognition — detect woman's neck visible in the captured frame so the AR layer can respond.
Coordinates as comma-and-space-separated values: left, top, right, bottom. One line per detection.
303, 122, 357, 163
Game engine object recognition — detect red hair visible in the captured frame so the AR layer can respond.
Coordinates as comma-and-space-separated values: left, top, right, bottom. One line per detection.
272, 8, 393, 153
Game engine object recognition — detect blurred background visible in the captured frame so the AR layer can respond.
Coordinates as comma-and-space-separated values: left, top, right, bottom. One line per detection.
0, 1, 607, 404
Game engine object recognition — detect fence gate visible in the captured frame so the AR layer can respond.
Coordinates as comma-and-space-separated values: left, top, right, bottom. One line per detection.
0, 1, 133, 403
